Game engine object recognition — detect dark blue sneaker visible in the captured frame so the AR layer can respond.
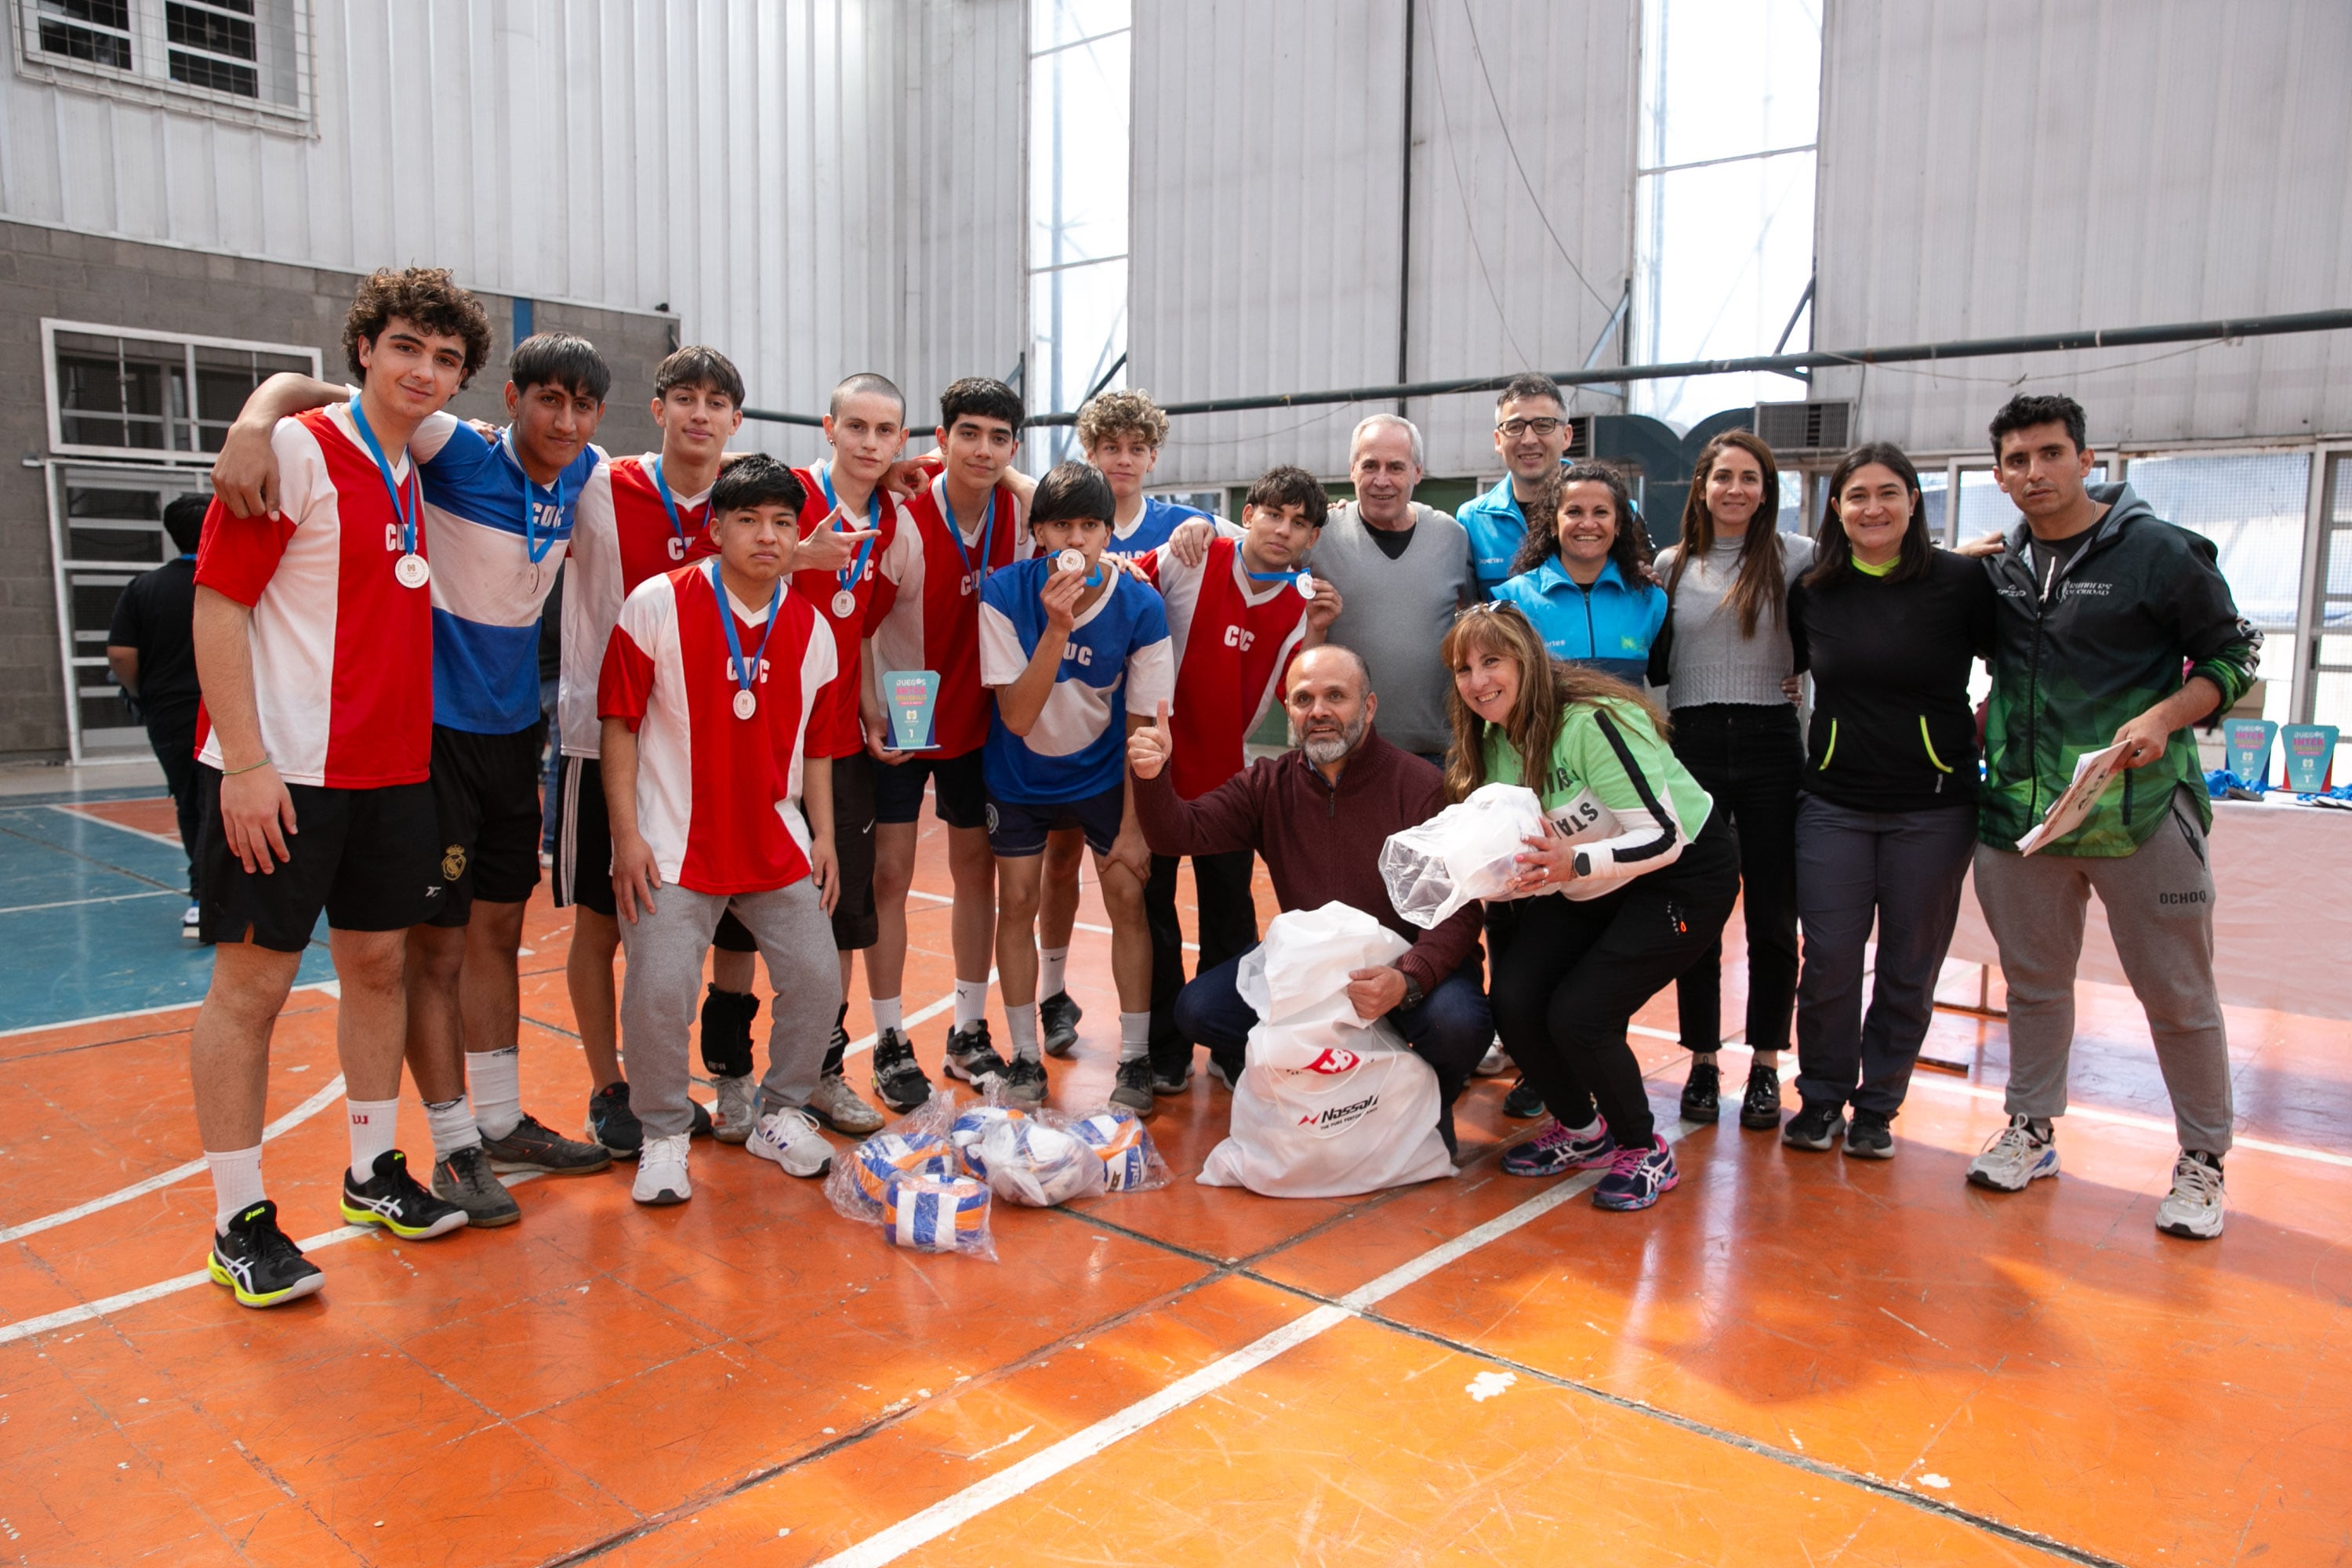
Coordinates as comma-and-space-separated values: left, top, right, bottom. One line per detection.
1592, 1134, 1679, 1211
1501, 1117, 1615, 1177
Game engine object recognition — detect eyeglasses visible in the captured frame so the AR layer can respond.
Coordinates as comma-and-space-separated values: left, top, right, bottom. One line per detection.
1497, 417, 1566, 438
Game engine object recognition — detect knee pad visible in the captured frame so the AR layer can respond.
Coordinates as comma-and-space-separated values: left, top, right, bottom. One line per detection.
699, 984, 760, 1078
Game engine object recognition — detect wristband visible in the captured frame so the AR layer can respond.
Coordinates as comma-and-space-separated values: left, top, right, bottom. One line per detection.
223, 757, 274, 776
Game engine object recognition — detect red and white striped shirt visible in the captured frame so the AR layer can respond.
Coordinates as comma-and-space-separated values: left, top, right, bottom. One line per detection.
192, 405, 434, 789
866, 474, 1028, 759
789, 461, 906, 760
1142, 536, 1312, 801
597, 564, 837, 896
560, 455, 721, 759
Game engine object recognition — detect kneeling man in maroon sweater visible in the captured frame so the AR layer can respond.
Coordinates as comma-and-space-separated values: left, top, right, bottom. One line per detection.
1127, 644, 1492, 1151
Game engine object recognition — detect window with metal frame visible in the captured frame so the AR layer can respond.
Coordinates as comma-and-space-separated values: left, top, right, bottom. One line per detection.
1025, 0, 1131, 469
43, 321, 317, 463
16, 0, 310, 123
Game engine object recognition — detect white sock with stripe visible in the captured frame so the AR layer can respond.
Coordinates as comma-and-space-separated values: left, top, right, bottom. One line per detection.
347, 1098, 399, 1182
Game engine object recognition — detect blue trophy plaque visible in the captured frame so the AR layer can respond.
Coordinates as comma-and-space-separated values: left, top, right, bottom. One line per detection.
2280, 724, 2339, 794
2223, 718, 2278, 786
884, 670, 941, 752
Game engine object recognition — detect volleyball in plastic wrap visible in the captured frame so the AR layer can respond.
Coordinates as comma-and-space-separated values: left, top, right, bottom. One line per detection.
1072, 1109, 1153, 1192
949, 1105, 1028, 1180
977, 1118, 1102, 1207
884, 1174, 992, 1255
851, 1131, 954, 1203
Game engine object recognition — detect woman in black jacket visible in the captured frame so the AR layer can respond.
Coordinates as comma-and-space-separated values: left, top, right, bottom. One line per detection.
1784, 443, 1994, 1158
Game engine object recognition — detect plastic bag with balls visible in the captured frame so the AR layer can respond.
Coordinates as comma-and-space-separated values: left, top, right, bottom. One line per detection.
824, 1088, 961, 1222
882, 1173, 996, 1259
975, 1116, 1105, 1207
1067, 1105, 1171, 1193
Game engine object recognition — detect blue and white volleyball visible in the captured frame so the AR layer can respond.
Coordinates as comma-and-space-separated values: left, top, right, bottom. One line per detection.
949, 1105, 1028, 1180
852, 1131, 954, 1204
884, 1174, 990, 1254
1072, 1110, 1154, 1192
978, 1119, 1102, 1207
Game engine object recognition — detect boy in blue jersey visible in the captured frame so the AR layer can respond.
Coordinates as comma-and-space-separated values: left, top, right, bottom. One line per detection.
1456, 373, 1576, 597
978, 462, 1175, 1110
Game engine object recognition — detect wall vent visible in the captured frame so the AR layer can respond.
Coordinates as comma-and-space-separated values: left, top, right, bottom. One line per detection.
1752, 399, 1853, 454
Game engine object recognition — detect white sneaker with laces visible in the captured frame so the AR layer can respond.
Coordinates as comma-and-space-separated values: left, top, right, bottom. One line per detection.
1476, 1041, 1510, 1076
2154, 1152, 2226, 1240
806, 1073, 884, 1135
1966, 1115, 2060, 1192
632, 1133, 692, 1205
712, 1073, 758, 1145
747, 1106, 833, 1178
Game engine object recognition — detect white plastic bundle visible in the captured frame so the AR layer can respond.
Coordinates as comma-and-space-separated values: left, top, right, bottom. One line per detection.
1378, 783, 1547, 928
977, 1118, 1106, 1207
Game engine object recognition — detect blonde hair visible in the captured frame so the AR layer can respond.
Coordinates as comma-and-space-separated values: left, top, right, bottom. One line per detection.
1439, 603, 1670, 804
1076, 388, 1171, 452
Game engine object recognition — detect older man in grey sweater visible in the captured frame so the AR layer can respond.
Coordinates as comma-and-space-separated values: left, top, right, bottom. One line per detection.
1311, 415, 1479, 762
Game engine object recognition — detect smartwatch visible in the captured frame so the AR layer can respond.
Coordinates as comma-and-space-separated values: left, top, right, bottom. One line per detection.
1399, 971, 1425, 1010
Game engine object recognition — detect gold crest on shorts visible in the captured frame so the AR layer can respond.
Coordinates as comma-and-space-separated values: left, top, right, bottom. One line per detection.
441, 844, 467, 883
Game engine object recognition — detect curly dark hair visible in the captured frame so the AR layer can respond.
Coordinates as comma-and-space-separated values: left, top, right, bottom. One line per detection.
341, 267, 493, 387
1508, 460, 1649, 582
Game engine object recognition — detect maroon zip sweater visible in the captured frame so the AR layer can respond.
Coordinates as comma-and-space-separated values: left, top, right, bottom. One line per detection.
1131, 724, 1482, 994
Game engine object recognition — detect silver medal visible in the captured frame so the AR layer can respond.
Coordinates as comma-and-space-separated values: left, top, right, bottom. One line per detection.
1055, 548, 1086, 575
731, 688, 757, 720
1295, 572, 1316, 601
832, 588, 858, 618
394, 552, 430, 589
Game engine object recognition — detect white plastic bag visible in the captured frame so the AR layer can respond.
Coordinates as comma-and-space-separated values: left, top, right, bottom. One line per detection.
1378, 783, 1546, 929
1199, 902, 1457, 1198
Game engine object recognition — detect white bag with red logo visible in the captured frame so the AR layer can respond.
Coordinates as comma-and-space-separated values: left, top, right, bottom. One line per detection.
1197, 902, 1457, 1199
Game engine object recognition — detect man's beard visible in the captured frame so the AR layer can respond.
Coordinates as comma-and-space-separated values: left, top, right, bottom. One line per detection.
1290, 709, 1367, 767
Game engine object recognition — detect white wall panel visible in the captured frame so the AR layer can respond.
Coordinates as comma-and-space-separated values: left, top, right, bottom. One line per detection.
1131, 0, 1637, 488
1812, 0, 2352, 454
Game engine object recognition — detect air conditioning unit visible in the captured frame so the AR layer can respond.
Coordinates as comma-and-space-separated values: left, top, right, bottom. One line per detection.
1564, 415, 1595, 459
1752, 399, 1853, 455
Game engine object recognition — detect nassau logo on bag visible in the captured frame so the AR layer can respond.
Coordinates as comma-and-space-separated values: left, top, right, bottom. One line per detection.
1296, 1091, 1379, 1134
1301, 1047, 1360, 1074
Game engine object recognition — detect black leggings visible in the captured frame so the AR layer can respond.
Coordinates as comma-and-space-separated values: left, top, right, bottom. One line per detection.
1669, 703, 1803, 1053
1487, 816, 1739, 1149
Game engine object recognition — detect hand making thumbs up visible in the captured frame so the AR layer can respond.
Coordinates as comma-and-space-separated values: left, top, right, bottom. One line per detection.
1129, 699, 1172, 780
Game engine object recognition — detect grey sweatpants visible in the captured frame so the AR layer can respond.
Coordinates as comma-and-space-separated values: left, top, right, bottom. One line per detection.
1972, 786, 2233, 1156
617, 880, 843, 1139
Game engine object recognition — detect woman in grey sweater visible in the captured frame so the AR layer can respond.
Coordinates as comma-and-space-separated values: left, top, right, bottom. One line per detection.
1649, 430, 1813, 1130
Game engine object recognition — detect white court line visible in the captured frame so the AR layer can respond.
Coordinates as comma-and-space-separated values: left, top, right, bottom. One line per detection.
814, 1117, 1702, 1566
839, 982, 986, 1061
0, 980, 339, 1042
45, 801, 186, 850
0, 1073, 349, 1244
0, 888, 179, 917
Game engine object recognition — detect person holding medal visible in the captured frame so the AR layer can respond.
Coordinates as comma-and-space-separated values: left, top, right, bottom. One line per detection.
1127, 465, 1337, 1094
185, 267, 492, 1308
598, 456, 846, 1207
978, 462, 1175, 1109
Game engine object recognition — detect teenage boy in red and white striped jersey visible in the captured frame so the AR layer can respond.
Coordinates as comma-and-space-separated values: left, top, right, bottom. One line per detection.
188, 267, 492, 1308
599, 456, 844, 1206
858, 376, 1030, 1112
1133, 465, 1338, 1090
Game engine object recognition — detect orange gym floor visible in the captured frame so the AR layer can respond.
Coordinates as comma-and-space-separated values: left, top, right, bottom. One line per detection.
4, 789, 2348, 1566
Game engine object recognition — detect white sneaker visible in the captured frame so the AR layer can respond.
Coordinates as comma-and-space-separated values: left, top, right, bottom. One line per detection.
747, 1106, 833, 1178
806, 1072, 884, 1135
1966, 1115, 2060, 1192
632, 1133, 692, 1205
712, 1073, 758, 1145
1476, 1042, 1510, 1076
2154, 1152, 2226, 1240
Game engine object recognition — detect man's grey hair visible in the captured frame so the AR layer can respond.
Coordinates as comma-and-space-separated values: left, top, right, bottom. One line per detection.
1349, 412, 1425, 470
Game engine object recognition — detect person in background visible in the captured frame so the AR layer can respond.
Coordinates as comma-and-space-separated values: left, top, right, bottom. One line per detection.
1964, 394, 2259, 1241
1446, 602, 1736, 1211
1456, 373, 1576, 597
1650, 430, 1812, 1132
1783, 444, 1994, 1159
1306, 415, 1478, 765
107, 492, 209, 937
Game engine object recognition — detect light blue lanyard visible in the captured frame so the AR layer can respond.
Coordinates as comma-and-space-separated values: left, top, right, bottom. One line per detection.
708, 562, 781, 698
503, 432, 565, 564
648, 456, 695, 550
346, 401, 418, 554
940, 485, 996, 582
820, 466, 882, 594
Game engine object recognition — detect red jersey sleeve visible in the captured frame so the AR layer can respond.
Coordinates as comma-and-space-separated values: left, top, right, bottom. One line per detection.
1136, 547, 1165, 587
597, 622, 657, 732
191, 494, 296, 608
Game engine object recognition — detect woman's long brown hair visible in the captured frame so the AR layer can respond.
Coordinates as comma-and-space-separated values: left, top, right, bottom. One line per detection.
1669, 429, 1787, 638
1439, 602, 1671, 804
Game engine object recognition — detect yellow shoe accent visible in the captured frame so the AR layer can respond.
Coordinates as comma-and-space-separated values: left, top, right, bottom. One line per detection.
207, 1252, 323, 1309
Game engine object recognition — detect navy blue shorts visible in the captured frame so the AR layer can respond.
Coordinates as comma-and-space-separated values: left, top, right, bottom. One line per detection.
873, 748, 989, 830
985, 781, 1124, 858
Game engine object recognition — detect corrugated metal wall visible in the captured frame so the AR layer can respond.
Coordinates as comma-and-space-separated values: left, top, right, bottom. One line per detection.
1811, 0, 2352, 454
1129, 0, 1639, 488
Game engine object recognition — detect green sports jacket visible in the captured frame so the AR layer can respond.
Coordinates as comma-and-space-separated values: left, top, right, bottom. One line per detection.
1979, 482, 2261, 856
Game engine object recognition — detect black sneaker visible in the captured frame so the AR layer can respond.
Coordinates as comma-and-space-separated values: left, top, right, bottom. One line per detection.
431, 1144, 521, 1226
207, 1199, 324, 1308
1001, 1054, 1048, 1105
1739, 1063, 1783, 1130
1151, 1060, 1192, 1094
943, 1020, 1011, 1088
586, 1081, 643, 1159
1039, 991, 1084, 1058
688, 1098, 716, 1139
1844, 1109, 1895, 1160
1502, 1076, 1546, 1119
483, 1111, 613, 1174
340, 1149, 469, 1240
871, 1027, 931, 1112
1111, 1057, 1157, 1117
1782, 1102, 1846, 1152
1679, 1058, 1721, 1122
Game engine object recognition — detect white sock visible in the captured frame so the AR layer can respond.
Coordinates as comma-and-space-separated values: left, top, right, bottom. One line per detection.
1563, 1112, 1604, 1140
1751, 1049, 1780, 1070
467, 1046, 523, 1141
872, 995, 903, 1033
953, 978, 988, 1029
205, 1145, 266, 1230
1038, 946, 1069, 1000
1007, 1002, 1041, 1062
1119, 1011, 1152, 1064
423, 1096, 480, 1159
347, 1097, 399, 1181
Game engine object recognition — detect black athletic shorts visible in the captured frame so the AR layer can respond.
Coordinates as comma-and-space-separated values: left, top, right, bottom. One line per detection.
827, 749, 880, 949
196, 766, 441, 952
985, 780, 1125, 858
424, 723, 545, 927
554, 754, 757, 951
872, 746, 988, 830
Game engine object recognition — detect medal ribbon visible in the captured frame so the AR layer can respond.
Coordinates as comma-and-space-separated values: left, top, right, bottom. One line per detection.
648, 456, 699, 552
818, 464, 882, 598
939, 481, 996, 584
347, 401, 419, 558
503, 432, 566, 564
707, 562, 782, 703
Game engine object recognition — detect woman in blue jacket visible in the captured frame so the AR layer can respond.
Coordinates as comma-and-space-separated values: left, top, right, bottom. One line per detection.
1491, 463, 1667, 688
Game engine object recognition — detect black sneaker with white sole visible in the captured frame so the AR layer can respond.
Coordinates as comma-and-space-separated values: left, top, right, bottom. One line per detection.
586, 1081, 644, 1159
1843, 1109, 1895, 1160
1782, 1102, 1846, 1152
1001, 1054, 1048, 1105
339, 1149, 469, 1240
431, 1144, 521, 1226
482, 1112, 613, 1174
1110, 1057, 1157, 1116
1040, 991, 1083, 1057
943, 1020, 1011, 1087
870, 1028, 932, 1112
207, 1199, 324, 1308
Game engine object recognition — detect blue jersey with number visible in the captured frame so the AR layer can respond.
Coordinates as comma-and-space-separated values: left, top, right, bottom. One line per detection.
976, 558, 1177, 804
